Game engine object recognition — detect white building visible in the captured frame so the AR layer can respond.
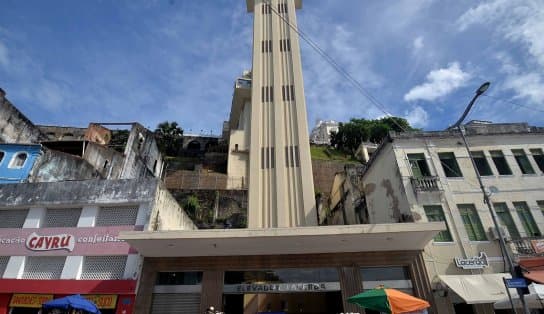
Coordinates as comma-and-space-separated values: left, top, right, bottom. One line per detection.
360, 122, 544, 314
309, 120, 339, 145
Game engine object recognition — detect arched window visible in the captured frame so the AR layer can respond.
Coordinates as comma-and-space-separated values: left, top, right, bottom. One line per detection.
9, 152, 27, 168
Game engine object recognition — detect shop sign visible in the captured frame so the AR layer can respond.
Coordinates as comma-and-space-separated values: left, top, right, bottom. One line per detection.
26, 232, 75, 252
0, 226, 137, 256
454, 252, 489, 269
531, 239, 544, 254
10, 294, 53, 308
224, 282, 341, 293
84, 294, 118, 309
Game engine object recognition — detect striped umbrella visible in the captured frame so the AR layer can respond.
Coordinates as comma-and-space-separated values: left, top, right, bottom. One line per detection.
348, 288, 430, 314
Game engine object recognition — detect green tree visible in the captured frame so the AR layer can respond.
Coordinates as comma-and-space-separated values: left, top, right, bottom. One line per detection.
155, 121, 183, 156
330, 116, 416, 153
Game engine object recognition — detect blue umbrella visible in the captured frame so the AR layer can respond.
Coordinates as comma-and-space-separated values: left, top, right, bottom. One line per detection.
42, 294, 101, 314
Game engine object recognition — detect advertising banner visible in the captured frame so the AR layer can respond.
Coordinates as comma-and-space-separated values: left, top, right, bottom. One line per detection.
10, 294, 53, 308
0, 226, 139, 256
84, 294, 118, 309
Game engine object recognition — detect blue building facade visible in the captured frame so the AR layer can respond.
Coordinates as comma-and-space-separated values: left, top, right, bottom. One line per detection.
0, 144, 41, 183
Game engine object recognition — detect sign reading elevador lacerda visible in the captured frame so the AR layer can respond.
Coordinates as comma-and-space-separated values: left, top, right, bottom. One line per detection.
223, 282, 341, 294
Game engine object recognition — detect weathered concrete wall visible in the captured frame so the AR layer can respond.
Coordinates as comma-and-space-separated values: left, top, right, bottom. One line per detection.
312, 159, 346, 196
363, 142, 411, 223
0, 178, 158, 207
29, 148, 102, 182
0, 91, 47, 143
37, 125, 86, 141
83, 142, 124, 179
121, 124, 164, 179
84, 123, 112, 145
149, 183, 197, 231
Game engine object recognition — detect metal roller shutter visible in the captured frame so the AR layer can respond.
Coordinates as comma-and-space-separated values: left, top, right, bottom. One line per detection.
151, 293, 201, 314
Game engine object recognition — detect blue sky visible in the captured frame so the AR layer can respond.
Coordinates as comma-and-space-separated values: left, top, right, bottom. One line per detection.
1, 0, 543, 134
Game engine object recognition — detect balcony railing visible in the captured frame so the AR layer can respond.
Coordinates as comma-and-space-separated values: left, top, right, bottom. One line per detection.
410, 176, 440, 192
509, 237, 544, 259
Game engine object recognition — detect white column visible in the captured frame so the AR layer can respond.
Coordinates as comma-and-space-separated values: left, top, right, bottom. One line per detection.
22, 208, 45, 228
123, 254, 142, 280
61, 256, 83, 279
78, 206, 98, 227
3, 256, 25, 279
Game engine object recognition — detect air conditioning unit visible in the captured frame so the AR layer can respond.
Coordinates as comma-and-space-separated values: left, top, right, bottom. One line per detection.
488, 226, 511, 241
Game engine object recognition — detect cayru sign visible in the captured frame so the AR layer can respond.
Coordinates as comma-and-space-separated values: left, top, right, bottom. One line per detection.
26, 232, 76, 252
454, 252, 489, 269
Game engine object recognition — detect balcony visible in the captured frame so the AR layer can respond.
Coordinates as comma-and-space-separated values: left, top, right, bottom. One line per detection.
410, 176, 440, 192
509, 237, 544, 260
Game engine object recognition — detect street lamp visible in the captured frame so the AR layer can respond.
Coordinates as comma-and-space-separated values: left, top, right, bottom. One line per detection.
453, 82, 530, 314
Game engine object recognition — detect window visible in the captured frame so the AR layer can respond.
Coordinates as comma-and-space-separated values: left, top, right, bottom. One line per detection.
261, 3, 271, 14
514, 202, 541, 237
22, 256, 66, 279
0, 151, 4, 164
538, 201, 544, 215
438, 152, 462, 177
490, 150, 512, 175
423, 205, 453, 242
96, 206, 138, 226
0, 209, 28, 228
260, 147, 275, 169
282, 85, 295, 101
493, 203, 520, 240
280, 39, 291, 52
407, 153, 431, 177
285, 146, 300, 167
44, 208, 81, 228
277, 2, 288, 13
261, 40, 272, 53
9, 152, 27, 168
261, 86, 273, 102
530, 149, 544, 172
458, 204, 487, 241
471, 151, 493, 176
512, 149, 535, 174
80, 256, 127, 280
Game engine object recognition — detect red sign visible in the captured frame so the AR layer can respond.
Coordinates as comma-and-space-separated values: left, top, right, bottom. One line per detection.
26, 233, 75, 252
0, 226, 138, 256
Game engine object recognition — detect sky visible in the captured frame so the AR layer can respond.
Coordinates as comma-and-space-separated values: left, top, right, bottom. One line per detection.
1, 0, 543, 134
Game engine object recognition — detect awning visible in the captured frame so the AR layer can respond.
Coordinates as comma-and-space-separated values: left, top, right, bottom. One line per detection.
519, 258, 544, 284
439, 274, 512, 304
494, 293, 544, 309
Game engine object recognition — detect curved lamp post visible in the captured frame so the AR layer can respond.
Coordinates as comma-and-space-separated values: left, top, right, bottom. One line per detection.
454, 82, 530, 314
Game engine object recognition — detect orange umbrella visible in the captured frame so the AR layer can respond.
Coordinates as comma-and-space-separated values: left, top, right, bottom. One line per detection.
348, 288, 430, 314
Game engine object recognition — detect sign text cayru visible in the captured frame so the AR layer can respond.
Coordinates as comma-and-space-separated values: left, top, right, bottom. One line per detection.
26, 232, 75, 252
10, 294, 54, 308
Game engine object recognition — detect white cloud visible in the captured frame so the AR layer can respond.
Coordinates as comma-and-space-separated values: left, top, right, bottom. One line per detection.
403, 62, 470, 102
458, 0, 544, 67
504, 72, 544, 105
404, 106, 429, 127
0, 41, 9, 68
412, 36, 424, 53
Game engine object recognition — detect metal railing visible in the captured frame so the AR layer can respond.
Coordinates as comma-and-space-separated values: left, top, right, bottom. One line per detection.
509, 237, 544, 258
410, 176, 440, 192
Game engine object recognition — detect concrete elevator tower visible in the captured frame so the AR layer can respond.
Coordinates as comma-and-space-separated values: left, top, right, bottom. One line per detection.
246, 0, 316, 228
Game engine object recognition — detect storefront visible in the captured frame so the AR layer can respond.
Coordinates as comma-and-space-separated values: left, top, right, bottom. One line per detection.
0, 225, 140, 314
120, 222, 444, 314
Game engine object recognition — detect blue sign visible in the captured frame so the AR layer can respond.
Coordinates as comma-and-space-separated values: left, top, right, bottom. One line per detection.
505, 278, 527, 289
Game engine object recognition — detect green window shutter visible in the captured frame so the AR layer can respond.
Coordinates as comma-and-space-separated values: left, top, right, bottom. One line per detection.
514, 202, 541, 237
512, 149, 535, 174
438, 152, 462, 177
423, 205, 453, 242
530, 149, 544, 172
458, 204, 487, 241
493, 203, 520, 240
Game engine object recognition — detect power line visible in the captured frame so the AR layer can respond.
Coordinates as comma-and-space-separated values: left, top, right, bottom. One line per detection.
263, 0, 409, 133
482, 94, 544, 114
